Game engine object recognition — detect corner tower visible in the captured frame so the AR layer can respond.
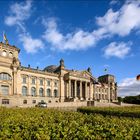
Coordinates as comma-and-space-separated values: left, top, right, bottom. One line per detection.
98, 74, 117, 101
0, 38, 20, 96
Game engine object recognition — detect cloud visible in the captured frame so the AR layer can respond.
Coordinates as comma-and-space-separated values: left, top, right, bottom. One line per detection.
19, 33, 44, 54
109, 0, 119, 5
5, 0, 32, 32
42, 1, 140, 52
4, 0, 139, 55
42, 18, 99, 51
118, 77, 140, 97
4, 0, 45, 54
103, 42, 131, 58
96, 0, 140, 36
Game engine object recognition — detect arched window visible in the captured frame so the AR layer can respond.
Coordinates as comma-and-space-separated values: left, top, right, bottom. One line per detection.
54, 89, 58, 97
22, 86, 27, 96
0, 73, 11, 80
47, 88, 51, 97
39, 88, 44, 97
2, 50, 7, 57
9, 52, 13, 57
31, 87, 36, 96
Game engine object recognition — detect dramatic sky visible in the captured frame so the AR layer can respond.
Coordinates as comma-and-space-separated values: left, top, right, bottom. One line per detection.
0, 0, 140, 97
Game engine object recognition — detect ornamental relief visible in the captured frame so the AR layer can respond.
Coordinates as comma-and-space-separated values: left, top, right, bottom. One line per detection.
64, 71, 91, 81
69, 71, 91, 79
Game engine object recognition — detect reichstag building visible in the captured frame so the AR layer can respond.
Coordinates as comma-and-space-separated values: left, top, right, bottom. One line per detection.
0, 40, 117, 107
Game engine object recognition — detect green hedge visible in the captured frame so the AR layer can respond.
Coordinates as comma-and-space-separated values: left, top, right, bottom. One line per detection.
77, 106, 140, 118
0, 107, 140, 139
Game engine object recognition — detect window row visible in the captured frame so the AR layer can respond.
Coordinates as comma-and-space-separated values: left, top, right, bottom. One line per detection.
2, 99, 9, 104
22, 77, 58, 87
1, 99, 58, 105
23, 99, 58, 104
0, 50, 13, 57
95, 94, 108, 100
22, 86, 58, 97
96, 88, 108, 93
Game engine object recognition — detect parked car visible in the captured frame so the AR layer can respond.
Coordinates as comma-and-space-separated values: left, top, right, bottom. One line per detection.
36, 102, 47, 108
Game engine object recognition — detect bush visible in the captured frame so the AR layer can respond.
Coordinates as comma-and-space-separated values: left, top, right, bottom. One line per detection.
0, 107, 140, 139
77, 106, 140, 118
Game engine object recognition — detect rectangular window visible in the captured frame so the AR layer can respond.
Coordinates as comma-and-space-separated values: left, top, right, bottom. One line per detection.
23, 100, 27, 104
2, 99, 9, 104
32, 100, 36, 104
32, 78, 35, 84
23, 77, 26, 84
102, 94, 104, 99
41, 100, 44, 103
40, 79, 43, 85
96, 94, 98, 100
0, 74, 2, 80
3, 74, 7, 80
47, 80, 50, 86
54, 81, 58, 87
1, 85, 9, 95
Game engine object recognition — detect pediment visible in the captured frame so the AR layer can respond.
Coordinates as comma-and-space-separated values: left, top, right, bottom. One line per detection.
68, 70, 92, 79
81, 71, 93, 79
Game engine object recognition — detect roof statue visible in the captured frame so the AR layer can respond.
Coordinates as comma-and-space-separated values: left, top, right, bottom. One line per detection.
3, 33, 9, 45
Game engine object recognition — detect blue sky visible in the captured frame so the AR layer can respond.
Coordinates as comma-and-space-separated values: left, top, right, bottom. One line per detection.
0, 0, 140, 97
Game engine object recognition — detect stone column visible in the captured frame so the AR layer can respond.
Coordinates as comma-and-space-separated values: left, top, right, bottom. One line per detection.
90, 83, 93, 100
74, 80, 78, 102
60, 76, 65, 102
9, 84, 12, 96
69, 79, 71, 97
51, 79, 54, 98
71, 81, 74, 97
100, 88, 102, 101
44, 78, 46, 97
27, 75, 30, 96
64, 82, 66, 98
13, 69, 17, 95
93, 84, 95, 100
74, 80, 77, 98
115, 90, 117, 100
80, 81, 83, 100
108, 84, 110, 103
66, 81, 69, 98
36, 78, 39, 96
85, 82, 88, 100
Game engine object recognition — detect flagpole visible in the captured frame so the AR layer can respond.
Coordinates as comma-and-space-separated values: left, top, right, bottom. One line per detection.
104, 68, 108, 74
3, 31, 5, 43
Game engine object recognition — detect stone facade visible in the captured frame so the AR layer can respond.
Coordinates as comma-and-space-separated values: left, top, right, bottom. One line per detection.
0, 41, 117, 107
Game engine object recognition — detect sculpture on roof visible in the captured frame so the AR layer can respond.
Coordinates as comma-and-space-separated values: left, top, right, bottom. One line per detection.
3, 33, 9, 45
